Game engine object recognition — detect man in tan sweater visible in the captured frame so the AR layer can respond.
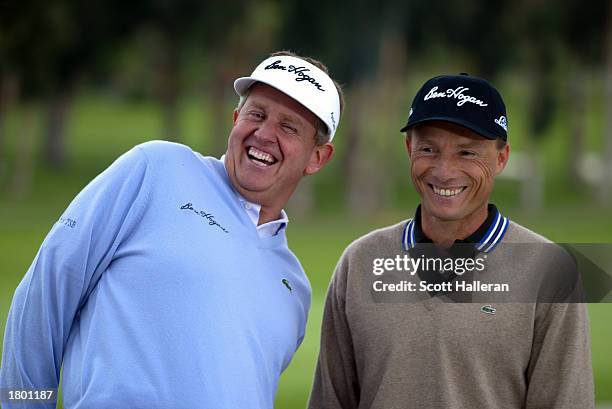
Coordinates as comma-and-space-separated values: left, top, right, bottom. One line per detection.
309, 74, 594, 408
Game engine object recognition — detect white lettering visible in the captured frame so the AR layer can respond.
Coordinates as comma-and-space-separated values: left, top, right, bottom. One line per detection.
372, 258, 385, 275
419, 281, 453, 292
455, 280, 509, 292
424, 86, 488, 107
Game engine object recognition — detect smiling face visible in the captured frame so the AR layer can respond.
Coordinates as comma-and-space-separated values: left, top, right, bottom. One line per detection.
225, 83, 333, 214
407, 121, 509, 226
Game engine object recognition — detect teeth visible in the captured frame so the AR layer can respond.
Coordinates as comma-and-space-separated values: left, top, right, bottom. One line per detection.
248, 147, 274, 164
432, 185, 464, 197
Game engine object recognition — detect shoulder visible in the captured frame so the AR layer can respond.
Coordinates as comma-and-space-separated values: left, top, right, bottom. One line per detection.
504, 220, 552, 243
133, 140, 224, 174
500, 220, 567, 264
329, 220, 406, 295
500, 220, 577, 290
340, 220, 407, 262
134, 140, 197, 162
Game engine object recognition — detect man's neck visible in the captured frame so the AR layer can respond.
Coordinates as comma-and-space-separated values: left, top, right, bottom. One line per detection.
258, 205, 282, 225
421, 205, 489, 247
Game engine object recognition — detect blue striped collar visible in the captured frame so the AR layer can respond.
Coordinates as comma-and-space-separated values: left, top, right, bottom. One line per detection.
401, 204, 509, 254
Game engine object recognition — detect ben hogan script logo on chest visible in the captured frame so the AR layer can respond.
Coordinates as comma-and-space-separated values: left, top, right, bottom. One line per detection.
180, 203, 229, 233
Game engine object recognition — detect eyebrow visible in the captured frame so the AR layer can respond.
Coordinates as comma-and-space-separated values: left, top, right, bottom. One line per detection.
414, 136, 435, 144
244, 100, 266, 112
415, 136, 486, 149
244, 99, 306, 128
457, 140, 484, 148
279, 112, 305, 128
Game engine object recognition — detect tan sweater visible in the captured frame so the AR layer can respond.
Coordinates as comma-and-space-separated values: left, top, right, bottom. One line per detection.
309, 220, 594, 409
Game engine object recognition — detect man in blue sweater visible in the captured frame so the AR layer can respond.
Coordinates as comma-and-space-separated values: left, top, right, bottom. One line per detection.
0, 51, 344, 408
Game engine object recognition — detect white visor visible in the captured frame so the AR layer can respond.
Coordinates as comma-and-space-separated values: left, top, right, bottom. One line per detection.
234, 55, 341, 141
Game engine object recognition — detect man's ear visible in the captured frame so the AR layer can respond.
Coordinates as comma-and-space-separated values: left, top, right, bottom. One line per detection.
405, 134, 413, 160
233, 109, 239, 125
495, 142, 510, 175
305, 143, 334, 175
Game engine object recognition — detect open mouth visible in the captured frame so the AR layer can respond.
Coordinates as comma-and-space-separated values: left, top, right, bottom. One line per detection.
428, 183, 467, 198
247, 146, 278, 167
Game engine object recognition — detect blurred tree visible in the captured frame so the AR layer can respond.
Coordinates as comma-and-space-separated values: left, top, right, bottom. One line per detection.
144, 0, 209, 141
1, 0, 48, 195
404, 0, 515, 77
559, 0, 611, 188
369, 12, 409, 213
602, 4, 612, 204
105, 0, 252, 147
505, 0, 564, 210
0, 0, 68, 195
0, 0, 144, 171
0, 70, 19, 192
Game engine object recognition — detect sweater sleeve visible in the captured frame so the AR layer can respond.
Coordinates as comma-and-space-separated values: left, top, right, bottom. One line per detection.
0, 146, 151, 408
525, 303, 595, 409
308, 253, 360, 409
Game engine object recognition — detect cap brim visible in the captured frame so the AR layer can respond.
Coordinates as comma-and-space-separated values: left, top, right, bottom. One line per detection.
234, 77, 257, 96
400, 117, 502, 140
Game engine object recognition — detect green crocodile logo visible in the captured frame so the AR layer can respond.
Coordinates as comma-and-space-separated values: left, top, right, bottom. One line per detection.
481, 305, 496, 315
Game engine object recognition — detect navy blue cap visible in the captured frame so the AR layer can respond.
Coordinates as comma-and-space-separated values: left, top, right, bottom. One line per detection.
400, 74, 508, 141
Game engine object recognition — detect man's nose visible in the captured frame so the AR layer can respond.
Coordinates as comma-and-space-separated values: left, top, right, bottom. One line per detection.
430, 156, 458, 182
254, 120, 277, 144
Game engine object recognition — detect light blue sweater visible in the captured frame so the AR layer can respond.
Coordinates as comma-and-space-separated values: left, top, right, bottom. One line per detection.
0, 141, 311, 408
